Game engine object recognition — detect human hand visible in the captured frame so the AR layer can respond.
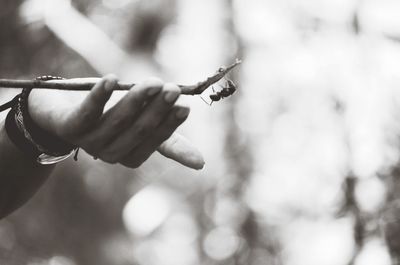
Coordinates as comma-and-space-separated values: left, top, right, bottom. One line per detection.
27, 75, 205, 169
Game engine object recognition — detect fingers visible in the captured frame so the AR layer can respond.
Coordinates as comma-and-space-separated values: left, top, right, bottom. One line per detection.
118, 105, 190, 167
157, 133, 205, 170
97, 83, 181, 162
62, 76, 204, 170
99, 77, 164, 131
77, 78, 167, 154
60, 75, 117, 137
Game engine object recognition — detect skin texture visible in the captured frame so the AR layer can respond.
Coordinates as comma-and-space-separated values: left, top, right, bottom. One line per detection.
0, 75, 204, 219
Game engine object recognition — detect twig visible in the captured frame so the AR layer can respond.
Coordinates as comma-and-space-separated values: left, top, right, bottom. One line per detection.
0, 59, 242, 96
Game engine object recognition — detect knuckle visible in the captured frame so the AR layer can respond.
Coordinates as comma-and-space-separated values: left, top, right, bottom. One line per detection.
80, 108, 99, 124
130, 160, 143, 168
155, 121, 179, 140
111, 116, 130, 130
96, 146, 123, 164
121, 158, 142, 168
165, 115, 180, 127
135, 125, 152, 138
131, 156, 148, 168
126, 91, 143, 106
81, 140, 103, 155
100, 153, 119, 164
151, 127, 171, 142
103, 158, 118, 165
130, 77, 163, 97
165, 135, 179, 150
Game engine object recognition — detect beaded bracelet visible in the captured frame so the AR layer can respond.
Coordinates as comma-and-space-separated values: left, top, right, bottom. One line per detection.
1, 76, 77, 164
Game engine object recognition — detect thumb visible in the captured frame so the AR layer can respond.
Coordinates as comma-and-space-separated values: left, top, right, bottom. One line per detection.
157, 133, 205, 170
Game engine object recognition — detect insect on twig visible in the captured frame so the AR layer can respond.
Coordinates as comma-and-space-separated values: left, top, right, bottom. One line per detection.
0, 59, 242, 101
205, 78, 237, 106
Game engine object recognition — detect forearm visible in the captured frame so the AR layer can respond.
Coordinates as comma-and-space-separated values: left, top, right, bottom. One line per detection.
0, 119, 55, 219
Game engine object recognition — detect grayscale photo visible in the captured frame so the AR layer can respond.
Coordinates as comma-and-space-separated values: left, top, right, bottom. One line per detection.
1, 0, 400, 265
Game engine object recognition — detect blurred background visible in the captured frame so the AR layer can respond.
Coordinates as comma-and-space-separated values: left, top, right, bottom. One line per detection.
2, 0, 400, 264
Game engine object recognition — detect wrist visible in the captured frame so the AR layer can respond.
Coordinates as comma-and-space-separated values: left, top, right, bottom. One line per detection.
0, 119, 26, 159
5, 88, 77, 164
27, 91, 60, 138
0, 76, 78, 165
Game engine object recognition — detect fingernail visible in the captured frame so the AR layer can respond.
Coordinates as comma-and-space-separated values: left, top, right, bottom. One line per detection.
147, 85, 162, 96
176, 107, 190, 119
164, 90, 180, 103
105, 78, 117, 92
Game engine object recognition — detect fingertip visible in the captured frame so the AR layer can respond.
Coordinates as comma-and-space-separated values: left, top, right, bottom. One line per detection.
163, 82, 181, 94
175, 106, 190, 120
182, 150, 205, 170
163, 83, 181, 104
187, 144, 205, 170
196, 161, 206, 170
143, 77, 164, 91
104, 73, 118, 80
188, 154, 206, 170
103, 74, 119, 93
157, 133, 205, 170
140, 77, 164, 96
85, 75, 117, 109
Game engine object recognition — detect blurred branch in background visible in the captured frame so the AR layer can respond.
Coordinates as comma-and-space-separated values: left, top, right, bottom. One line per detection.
202, 0, 282, 264
20, 0, 158, 79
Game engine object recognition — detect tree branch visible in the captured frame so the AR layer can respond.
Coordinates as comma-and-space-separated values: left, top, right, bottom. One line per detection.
0, 60, 241, 96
